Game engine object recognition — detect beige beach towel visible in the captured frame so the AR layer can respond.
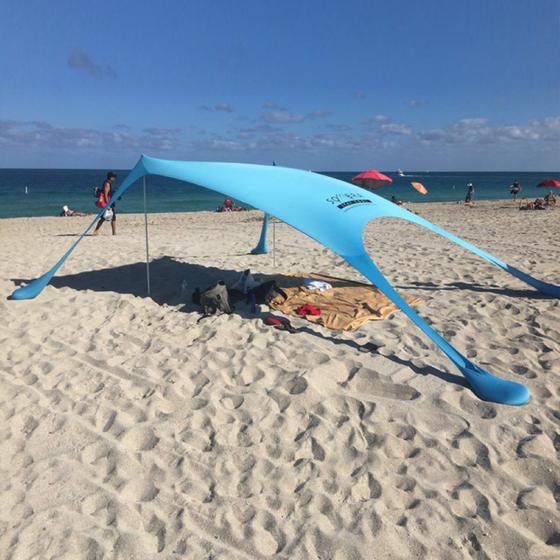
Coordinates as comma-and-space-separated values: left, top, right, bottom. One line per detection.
269, 273, 423, 331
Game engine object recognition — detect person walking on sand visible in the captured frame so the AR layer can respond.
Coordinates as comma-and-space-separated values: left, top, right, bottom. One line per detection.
93, 172, 117, 235
465, 182, 474, 205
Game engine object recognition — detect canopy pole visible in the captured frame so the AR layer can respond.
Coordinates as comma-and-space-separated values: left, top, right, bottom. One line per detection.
272, 160, 277, 266
143, 176, 151, 296
273, 218, 276, 268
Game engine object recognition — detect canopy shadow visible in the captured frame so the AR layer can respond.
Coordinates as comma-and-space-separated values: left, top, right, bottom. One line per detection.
10, 256, 300, 306
10, 255, 466, 390
396, 280, 555, 300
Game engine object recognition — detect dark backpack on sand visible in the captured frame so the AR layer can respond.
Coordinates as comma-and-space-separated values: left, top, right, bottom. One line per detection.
195, 281, 233, 317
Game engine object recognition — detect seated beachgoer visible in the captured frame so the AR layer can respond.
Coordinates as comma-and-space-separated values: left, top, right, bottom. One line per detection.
519, 200, 534, 211
544, 191, 557, 207
60, 205, 86, 216
217, 197, 246, 212
534, 198, 546, 210
391, 195, 403, 205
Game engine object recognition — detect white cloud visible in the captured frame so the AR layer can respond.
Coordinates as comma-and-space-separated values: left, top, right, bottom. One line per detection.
3, 114, 558, 166
263, 111, 306, 123
199, 103, 235, 113
380, 123, 413, 135
262, 101, 287, 111
365, 115, 390, 125
418, 116, 560, 146
0, 120, 181, 151
262, 109, 331, 124
68, 50, 116, 79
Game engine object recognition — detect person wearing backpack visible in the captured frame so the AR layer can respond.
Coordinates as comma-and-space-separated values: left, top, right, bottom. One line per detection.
93, 172, 117, 235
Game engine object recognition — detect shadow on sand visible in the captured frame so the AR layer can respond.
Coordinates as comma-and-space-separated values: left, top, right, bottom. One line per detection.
396, 280, 554, 300
12, 256, 469, 391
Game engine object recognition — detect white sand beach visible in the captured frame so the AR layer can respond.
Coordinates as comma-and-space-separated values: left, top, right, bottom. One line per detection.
0, 201, 559, 559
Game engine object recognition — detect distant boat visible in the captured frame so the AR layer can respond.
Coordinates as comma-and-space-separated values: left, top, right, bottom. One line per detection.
24, 186, 28, 194
397, 169, 405, 177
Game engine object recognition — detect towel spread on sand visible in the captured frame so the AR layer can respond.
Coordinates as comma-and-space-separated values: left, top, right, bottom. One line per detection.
269, 273, 423, 331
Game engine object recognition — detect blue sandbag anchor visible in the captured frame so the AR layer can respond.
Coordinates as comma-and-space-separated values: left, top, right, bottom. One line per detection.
250, 212, 269, 254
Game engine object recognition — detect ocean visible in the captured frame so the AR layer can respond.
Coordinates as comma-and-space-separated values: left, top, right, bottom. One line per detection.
0, 169, 557, 219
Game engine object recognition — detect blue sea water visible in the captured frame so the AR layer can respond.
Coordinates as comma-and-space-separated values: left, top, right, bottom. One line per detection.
0, 168, 557, 219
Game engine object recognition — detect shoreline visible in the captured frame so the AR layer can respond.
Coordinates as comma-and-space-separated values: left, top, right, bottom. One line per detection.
0, 197, 548, 222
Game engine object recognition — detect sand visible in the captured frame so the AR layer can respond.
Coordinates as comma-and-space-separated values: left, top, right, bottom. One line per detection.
0, 200, 558, 559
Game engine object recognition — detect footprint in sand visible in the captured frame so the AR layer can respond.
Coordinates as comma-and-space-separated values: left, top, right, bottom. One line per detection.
516, 434, 556, 460
503, 509, 560, 549
517, 486, 557, 511
96, 408, 117, 432
120, 425, 159, 451
351, 471, 382, 502
220, 394, 244, 410
81, 440, 111, 465
237, 365, 266, 386
121, 477, 159, 502
251, 512, 285, 557
451, 431, 492, 470
287, 376, 308, 395
445, 392, 497, 420
211, 348, 236, 368
349, 368, 421, 402
512, 364, 536, 379
450, 482, 491, 520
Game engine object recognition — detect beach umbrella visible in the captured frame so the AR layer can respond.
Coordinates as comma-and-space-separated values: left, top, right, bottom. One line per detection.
352, 170, 393, 190
537, 178, 560, 188
411, 181, 428, 195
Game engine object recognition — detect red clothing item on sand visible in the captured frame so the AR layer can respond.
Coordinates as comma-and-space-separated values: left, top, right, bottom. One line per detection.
264, 316, 283, 326
295, 304, 321, 316
263, 315, 296, 333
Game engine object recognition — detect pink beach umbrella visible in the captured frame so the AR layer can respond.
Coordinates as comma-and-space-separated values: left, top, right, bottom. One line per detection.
352, 170, 393, 190
537, 179, 560, 189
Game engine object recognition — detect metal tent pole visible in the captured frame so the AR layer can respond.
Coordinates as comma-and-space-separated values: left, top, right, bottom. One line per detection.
273, 218, 276, 268
271, 160, 277, 266
143, 176, 151, 296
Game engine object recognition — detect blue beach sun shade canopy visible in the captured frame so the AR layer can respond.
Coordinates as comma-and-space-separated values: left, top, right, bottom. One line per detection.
10, 155, 560, 406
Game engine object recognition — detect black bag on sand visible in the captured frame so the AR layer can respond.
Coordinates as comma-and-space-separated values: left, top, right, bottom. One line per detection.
197, 281, 233, 316
247, 280, 288, 305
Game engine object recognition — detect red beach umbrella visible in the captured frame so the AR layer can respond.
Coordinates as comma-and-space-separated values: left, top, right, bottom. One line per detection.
352, 169, 393, 190
537, 178, 560, 188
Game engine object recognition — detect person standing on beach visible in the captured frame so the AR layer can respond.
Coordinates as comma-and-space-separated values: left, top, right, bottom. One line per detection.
465, 183, 474, 205
510, 180, 521, 201
93, 172, 117, 235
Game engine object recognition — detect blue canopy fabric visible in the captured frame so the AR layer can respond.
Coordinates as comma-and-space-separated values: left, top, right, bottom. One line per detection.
10, 155, 560, 405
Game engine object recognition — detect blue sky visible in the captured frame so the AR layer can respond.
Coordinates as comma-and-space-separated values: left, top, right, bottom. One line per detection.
1, 0, 558, 170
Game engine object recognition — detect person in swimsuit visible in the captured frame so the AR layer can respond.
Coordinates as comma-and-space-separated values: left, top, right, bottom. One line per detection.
465, 183, 474, 205
93, 172, 117, 235
510, 180, 521, 201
